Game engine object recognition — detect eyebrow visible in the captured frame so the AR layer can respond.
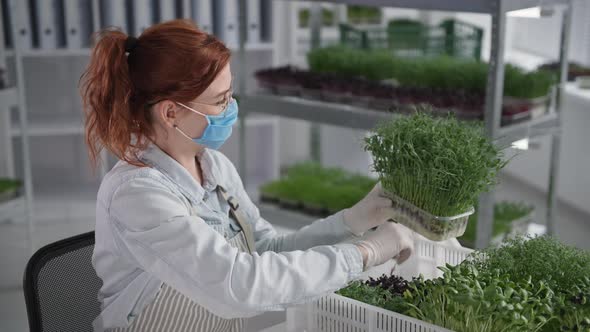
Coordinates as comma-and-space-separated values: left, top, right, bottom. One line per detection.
211, 76, 234, 100
212, 87, 231, 99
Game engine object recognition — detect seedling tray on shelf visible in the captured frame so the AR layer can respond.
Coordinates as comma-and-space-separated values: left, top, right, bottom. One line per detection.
0, 179, 22, 203
275, 83, 301, 97
458, 207, 534, 249
507, 210, 535, 237
0, 189, 19, 202
255, 70, 550, 127
300, 87, 323, 100
259, 193, 336, 218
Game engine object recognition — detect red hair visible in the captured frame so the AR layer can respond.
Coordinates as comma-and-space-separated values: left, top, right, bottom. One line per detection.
80, 19, 231, 167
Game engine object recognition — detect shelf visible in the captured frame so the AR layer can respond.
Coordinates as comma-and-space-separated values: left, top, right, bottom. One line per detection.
230, 43, 275, 51
284, 0, 569, 14
11, 114, 84, 137
4, 43, 274, 58
0, 196, 25, 223
5, 48, 92, 57
564, 82, 590, 102
9, 112, 275, 137
496, 112, 560, 147
0, 88, 19, 110
237, 113, 278, 127
241, 93, 561, 145
241, 94, 397, 130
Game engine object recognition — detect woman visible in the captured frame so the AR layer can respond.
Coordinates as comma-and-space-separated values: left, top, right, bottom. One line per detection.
82, 20, 414, 332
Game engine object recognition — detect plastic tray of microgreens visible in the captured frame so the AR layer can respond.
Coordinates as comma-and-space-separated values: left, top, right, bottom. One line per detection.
383, 191, 475, 242
365, 111, 505, 243
286, 237, 472, 332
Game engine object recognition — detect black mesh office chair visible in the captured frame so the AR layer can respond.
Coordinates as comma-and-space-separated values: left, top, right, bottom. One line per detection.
23, 231, 102, 332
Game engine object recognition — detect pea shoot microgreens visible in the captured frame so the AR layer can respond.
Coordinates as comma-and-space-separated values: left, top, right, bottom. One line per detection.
365, 110, 506, 217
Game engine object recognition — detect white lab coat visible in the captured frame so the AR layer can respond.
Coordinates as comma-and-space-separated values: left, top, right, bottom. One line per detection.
92, 144, 364, 331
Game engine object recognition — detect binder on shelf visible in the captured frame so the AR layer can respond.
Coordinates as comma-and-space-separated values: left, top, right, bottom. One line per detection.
35, 0, 65, 49
7, 0, 33, 49
178, 0, 191, 19
64, 0, 93, 49
191, 0, 212, 33
158, 0, 176, 22
0, 0, 8, 64
100, 0, 127, 32
259, 0, 272, 42
131, 0, 154, 36
215, 0, 238, 48
247, 0, 260, 44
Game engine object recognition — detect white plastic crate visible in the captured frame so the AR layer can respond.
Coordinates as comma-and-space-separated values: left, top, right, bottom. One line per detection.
393, 236, 473, 280
286, 237, 473, 332
286, 293, 452, 332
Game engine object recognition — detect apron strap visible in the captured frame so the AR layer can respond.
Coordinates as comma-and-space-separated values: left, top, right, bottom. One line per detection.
217, 185, 256, 254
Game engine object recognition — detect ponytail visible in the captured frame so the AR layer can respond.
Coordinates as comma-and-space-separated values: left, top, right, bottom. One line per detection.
81, 28, 147, 168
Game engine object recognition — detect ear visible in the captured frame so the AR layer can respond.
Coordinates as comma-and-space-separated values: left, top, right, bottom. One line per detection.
153, 100, 179, 128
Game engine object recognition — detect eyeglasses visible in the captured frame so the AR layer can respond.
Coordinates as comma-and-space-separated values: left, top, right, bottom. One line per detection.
187, 88, 234, 115
186, 76, 234, 115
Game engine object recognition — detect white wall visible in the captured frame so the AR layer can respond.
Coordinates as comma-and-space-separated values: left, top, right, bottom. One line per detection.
569, 0, 590, 66
502, 86, 590, 215
510, 1, 590, 66
272, 1, 312, 167
320, 125, 374, 176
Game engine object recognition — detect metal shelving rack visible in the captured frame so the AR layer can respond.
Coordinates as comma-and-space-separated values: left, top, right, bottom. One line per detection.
1, 1, 276, 255
239, 0, 572, 248
1, 1, 35, 254
0, 86, 28, 227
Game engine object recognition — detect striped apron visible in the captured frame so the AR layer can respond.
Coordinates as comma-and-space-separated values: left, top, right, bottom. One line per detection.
109, 186, 256, 332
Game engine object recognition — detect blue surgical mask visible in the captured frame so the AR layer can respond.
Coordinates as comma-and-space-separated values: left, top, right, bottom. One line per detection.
174, 98, 239, 150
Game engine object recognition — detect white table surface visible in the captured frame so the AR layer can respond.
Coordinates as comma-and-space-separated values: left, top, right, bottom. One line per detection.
259, 322, 287, 332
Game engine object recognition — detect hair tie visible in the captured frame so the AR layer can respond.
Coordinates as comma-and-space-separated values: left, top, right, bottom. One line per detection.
124, 36, 138, 53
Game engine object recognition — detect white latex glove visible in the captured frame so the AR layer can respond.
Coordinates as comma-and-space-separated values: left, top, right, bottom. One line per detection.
355, 221, 414, 270
343, 183, 396, 236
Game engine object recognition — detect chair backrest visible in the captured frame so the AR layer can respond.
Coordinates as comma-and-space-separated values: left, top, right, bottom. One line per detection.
23, 231, 102, 332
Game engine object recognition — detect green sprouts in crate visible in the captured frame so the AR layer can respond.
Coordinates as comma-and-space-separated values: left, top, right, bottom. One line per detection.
365, 110, 506, 217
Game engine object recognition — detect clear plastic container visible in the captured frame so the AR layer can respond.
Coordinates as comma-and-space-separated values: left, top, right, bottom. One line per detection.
384, 191, 475, 241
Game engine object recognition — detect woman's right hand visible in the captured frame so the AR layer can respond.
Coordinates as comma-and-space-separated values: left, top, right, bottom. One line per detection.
355, 222, 414, 270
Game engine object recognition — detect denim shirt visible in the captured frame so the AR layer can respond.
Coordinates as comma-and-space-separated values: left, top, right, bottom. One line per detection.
92, 144, 364, 331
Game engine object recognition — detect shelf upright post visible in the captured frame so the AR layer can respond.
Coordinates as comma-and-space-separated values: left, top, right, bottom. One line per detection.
547, 0, 572, 236
238, 0, 248, 184
476, 0, 508, 249
8, 0, 35, 254
0, 2, 14, 178
309, 3, 322, 163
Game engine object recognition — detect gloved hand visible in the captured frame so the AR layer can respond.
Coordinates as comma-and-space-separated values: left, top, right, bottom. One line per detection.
355, 221, 414, 270
343, 183, 397, 236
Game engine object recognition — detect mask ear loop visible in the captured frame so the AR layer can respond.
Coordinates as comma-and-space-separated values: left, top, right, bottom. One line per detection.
173, 124, 194, 141
176, 101, 207, 117
173, 102, 207, 141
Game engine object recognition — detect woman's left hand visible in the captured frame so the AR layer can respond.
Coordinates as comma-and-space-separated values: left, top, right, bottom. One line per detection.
342, 183, 396, 236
